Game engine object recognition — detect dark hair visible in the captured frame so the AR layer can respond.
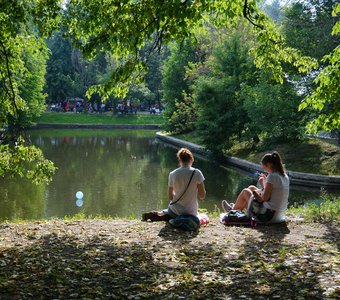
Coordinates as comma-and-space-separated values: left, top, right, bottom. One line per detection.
261, 151, 285, 176
177, 148, 194, 165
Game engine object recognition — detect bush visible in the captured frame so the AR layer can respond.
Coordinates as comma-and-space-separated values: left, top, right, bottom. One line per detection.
168, 93, 197, 134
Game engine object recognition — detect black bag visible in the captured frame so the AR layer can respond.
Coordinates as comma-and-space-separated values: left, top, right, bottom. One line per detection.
221, 210, 257, 228
225, 210, 250, 222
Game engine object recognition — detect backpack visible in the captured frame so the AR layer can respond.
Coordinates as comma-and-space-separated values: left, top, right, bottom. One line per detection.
169, 214, 200, 231
220, 210, 257, 228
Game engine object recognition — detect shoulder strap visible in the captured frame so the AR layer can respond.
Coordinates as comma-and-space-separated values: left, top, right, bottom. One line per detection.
170, 169, 196, 206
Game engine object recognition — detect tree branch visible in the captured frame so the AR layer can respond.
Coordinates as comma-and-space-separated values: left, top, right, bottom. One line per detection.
0, 39, 19, 117
243, 0, 264, 30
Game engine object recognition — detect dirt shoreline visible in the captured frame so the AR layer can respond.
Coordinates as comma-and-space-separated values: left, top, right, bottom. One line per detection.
0, 218, 338, 299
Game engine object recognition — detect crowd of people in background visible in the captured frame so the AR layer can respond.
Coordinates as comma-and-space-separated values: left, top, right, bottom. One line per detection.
50, 99, 163, 115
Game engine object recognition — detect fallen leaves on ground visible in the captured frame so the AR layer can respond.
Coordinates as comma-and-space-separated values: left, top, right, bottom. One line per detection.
0, 219, 339, 299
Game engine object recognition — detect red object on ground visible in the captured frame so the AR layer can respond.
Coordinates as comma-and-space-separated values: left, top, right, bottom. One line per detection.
198, 213, 209, 226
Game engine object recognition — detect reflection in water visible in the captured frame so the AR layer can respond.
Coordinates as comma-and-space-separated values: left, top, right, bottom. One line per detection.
0, 129, 336, 221
76, 199, 84, 207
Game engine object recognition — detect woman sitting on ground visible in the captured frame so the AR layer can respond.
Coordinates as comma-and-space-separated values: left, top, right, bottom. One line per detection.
222, 151, 289, 223
142, 148, 206, 221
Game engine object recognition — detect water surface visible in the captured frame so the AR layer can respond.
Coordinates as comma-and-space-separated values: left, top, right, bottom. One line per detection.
0, 129, 334, 221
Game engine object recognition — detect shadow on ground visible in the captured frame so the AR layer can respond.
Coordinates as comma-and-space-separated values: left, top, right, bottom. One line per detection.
0, 221, 338, 299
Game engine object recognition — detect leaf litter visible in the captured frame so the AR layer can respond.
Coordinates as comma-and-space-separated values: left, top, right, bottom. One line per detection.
0, 219, 338, 299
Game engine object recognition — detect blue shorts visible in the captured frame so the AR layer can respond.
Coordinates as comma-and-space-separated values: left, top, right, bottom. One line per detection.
162, 206, 178, 219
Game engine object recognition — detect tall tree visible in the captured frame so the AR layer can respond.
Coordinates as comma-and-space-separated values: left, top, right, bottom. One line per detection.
45, 32, 79, 103
142, 41, 169, 108
241, 70, 306, 145
2, 0, 335, 182
262, 0, 286, 24
282, 1, 340, 136
64, 0, 316, 98
300, 3, 340, 136
45, 31, 109, 104
283, 0, 339, 61
0, 0, 59, 183
192, 33, 256, 154
161, 40, 197, 132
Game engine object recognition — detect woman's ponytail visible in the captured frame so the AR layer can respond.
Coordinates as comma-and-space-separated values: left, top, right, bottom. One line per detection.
271, 152, 285, 176
261, 151, 285, 176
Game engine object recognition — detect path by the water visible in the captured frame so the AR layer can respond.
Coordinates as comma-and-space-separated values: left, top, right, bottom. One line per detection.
0, 219, 338, 299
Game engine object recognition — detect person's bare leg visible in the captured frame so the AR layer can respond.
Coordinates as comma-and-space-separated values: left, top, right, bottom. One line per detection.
233, 188, 252, 210
248, 185, 257, 192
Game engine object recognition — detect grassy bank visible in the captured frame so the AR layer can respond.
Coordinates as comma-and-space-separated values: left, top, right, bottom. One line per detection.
2, 194, 339, 224
0, 218, 338, 299
36, 112, 164, 125
286, 194, 340, 222
173, 132, 340, 176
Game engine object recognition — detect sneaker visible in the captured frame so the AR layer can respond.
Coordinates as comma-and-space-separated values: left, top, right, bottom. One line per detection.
222, 200, 234, 212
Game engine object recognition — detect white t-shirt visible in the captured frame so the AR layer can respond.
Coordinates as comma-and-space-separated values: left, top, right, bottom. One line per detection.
168, 166, 205, 216
263, 172, 290, 222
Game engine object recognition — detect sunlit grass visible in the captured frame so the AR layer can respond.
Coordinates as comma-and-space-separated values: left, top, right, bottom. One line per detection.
35, 112, 164, 125
1, 193, 339, 224
287, 193, 340, 222
170, 131, 340, 176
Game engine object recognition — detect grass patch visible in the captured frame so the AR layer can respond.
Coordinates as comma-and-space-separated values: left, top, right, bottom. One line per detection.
171, 132, 203, 146
287, 193, 340, 222
1, 196, 339, 224
36, 112, 164, 125
225, 138, 340, 175
171, 131, 340, 176
29, 128, 157, 138
1, 212, 139, 224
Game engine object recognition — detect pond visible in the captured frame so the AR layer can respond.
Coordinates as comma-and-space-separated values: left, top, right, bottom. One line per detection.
0, 129, 335, 221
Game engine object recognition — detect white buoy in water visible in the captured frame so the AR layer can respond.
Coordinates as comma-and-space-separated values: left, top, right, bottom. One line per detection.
76, 191, 84, 199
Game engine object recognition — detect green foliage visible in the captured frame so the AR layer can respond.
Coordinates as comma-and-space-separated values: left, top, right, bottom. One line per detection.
241, 70, 306, 144
248, 3, 317, 83
283, 0, 339, 61
62, 0, 317, 98
287, 192, 340, 222
0, 143, 56, 184
299, 3, 340, 134
126, 83, 155, 107
142, 41, 169, 107
0, 0, 60, 183
162, 40, 197, 132
45, 32, 82, 103
1, 0, 339, 184
18, 40, 48, 126
45, 31, 110, 103
168, 92, 197, 134
193, 34, 254, 154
